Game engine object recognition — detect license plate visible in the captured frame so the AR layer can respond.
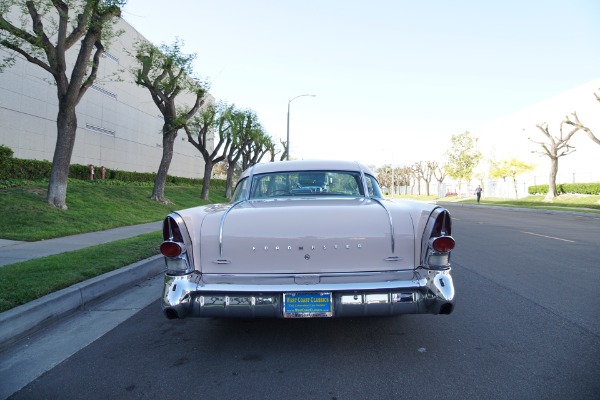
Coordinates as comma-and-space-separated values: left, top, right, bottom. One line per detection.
283, 292, 333, 318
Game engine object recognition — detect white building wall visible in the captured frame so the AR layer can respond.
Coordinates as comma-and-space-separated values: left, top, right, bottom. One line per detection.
0, 16, 212, 179
473, 78, 600, 198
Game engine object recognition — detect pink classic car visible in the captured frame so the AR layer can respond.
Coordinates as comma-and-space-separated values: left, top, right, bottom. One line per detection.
160, 160, 455, 319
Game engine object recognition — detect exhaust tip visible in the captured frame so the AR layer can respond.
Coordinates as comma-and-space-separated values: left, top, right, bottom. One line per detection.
439, 303, 453, 315
164, 308, 179, 320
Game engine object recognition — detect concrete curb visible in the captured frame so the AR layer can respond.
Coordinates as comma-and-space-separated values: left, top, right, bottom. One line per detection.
0, 255, 164, 350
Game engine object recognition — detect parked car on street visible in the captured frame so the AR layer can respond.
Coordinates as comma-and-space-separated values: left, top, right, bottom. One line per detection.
160, 160, 455, 319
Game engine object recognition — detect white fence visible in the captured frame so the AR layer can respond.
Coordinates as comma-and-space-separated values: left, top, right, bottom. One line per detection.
391, 171, 600, 199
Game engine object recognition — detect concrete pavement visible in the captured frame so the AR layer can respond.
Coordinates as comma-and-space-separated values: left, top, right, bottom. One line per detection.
0, 267, 165, 399
0, 221, 165, 350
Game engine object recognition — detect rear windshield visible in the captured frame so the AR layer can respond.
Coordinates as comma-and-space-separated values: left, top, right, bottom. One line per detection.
249, 170, 376, 199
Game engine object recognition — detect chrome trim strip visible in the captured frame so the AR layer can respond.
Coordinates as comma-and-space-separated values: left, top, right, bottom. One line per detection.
356, 161, 395, 253
195, 278, 427, 292
218, 201, 245, 258
218, 164, 257, 257
371, 197, 396, 254
201, 269, 416, 280
384, 256, 403, 261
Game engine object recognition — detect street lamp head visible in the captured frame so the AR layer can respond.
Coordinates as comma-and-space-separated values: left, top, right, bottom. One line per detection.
289, 94, 316, 104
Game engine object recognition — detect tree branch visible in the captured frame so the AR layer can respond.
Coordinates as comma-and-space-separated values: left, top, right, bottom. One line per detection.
63, 0, 92, 49
0, 40, 53, 74
26, 1, 55, 52
564, 111, 600, 146
77, 39, 104, 103
0, 13, 41, 48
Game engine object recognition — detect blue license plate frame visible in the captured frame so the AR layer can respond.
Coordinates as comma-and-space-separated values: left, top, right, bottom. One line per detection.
283, 292, 333, 318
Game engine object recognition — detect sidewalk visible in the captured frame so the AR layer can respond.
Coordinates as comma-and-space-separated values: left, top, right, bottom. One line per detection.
0, 221, 162, 267
0, 221, 165, 349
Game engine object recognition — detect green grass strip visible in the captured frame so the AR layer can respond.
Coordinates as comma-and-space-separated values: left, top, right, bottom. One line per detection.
0, 182, 227, 241
442, 195, 600, 213
0, 231, 161, 312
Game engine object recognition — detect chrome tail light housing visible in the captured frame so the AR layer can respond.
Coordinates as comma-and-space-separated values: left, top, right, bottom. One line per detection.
420, 208, 455, 270
161, 213, 194, 275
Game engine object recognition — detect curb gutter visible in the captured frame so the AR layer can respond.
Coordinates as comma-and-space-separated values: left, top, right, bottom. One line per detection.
0, 255, 164, 350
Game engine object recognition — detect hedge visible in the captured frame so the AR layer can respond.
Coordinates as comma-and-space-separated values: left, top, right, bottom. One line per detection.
0, 145, 225, 188
528, 183, 600, 195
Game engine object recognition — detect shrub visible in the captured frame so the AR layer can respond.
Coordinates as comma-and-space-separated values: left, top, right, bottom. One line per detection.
528, 183, 600, 195
0, 158, 52, 180
0, 144, 14, 159
527, 185, 548, 195
0, 145, 228, 188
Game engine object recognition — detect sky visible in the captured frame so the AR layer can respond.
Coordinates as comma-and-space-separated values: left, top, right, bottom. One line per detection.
121, 0, 600, 167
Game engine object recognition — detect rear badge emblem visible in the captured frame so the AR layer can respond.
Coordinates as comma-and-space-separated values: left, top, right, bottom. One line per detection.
252, 243, 363, 252
304, 254, 310, 260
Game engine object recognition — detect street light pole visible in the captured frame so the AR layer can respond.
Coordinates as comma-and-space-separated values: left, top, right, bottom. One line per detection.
286, 94, 316, 160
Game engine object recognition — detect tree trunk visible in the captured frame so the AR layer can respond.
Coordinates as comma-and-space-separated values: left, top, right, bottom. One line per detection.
200, 159, 213, 200
151, 129, 177, 203
46, 103, 78, 209
545, 157, 559, 200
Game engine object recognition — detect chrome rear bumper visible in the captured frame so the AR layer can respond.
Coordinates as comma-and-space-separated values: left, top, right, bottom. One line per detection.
161, 270, 454, 319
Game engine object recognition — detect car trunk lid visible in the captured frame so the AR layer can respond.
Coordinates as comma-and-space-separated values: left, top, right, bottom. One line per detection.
199, 198, 415, 274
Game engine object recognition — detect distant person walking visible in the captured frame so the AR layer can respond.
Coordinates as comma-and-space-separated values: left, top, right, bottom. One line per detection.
475, 185, 482, 204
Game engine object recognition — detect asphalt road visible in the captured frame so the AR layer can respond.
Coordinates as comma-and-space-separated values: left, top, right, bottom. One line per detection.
4, 206, 600, 400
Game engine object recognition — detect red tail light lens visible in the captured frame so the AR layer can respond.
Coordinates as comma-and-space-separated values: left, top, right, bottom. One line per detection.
160, 241, 183, 257
431, 236, 455, 252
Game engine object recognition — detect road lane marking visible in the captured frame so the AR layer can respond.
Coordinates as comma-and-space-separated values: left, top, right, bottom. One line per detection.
521, 231, 575, 243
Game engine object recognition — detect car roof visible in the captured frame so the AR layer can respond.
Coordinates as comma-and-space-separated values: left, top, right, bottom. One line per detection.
240, 160, 375, 179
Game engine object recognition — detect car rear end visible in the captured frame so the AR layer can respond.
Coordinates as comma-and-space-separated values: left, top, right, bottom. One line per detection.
159, 198, 455, 319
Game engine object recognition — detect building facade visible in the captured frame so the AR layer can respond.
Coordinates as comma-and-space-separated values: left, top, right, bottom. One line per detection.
474, 78, 600, 198
0, 15, 212, 179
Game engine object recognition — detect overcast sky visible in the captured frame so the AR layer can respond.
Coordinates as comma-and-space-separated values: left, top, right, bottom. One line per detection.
122, 0, 600, 166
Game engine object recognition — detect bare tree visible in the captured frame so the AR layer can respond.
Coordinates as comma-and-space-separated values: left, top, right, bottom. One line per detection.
275, 139, 288, 162
241, 126, 272, 171
0, 0, 124, 209
412, 162, 423, 195
412, 161, 436, 196
396, 166, 413, 195
184, 102, 233, 200
561, 89, 600, 146
375, 164, 393, 193
133, 38, 208, 203
528, 120, 578, 200
423, 161, 438, 196
564, 111, 600, 146
433, 162, 447, 184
